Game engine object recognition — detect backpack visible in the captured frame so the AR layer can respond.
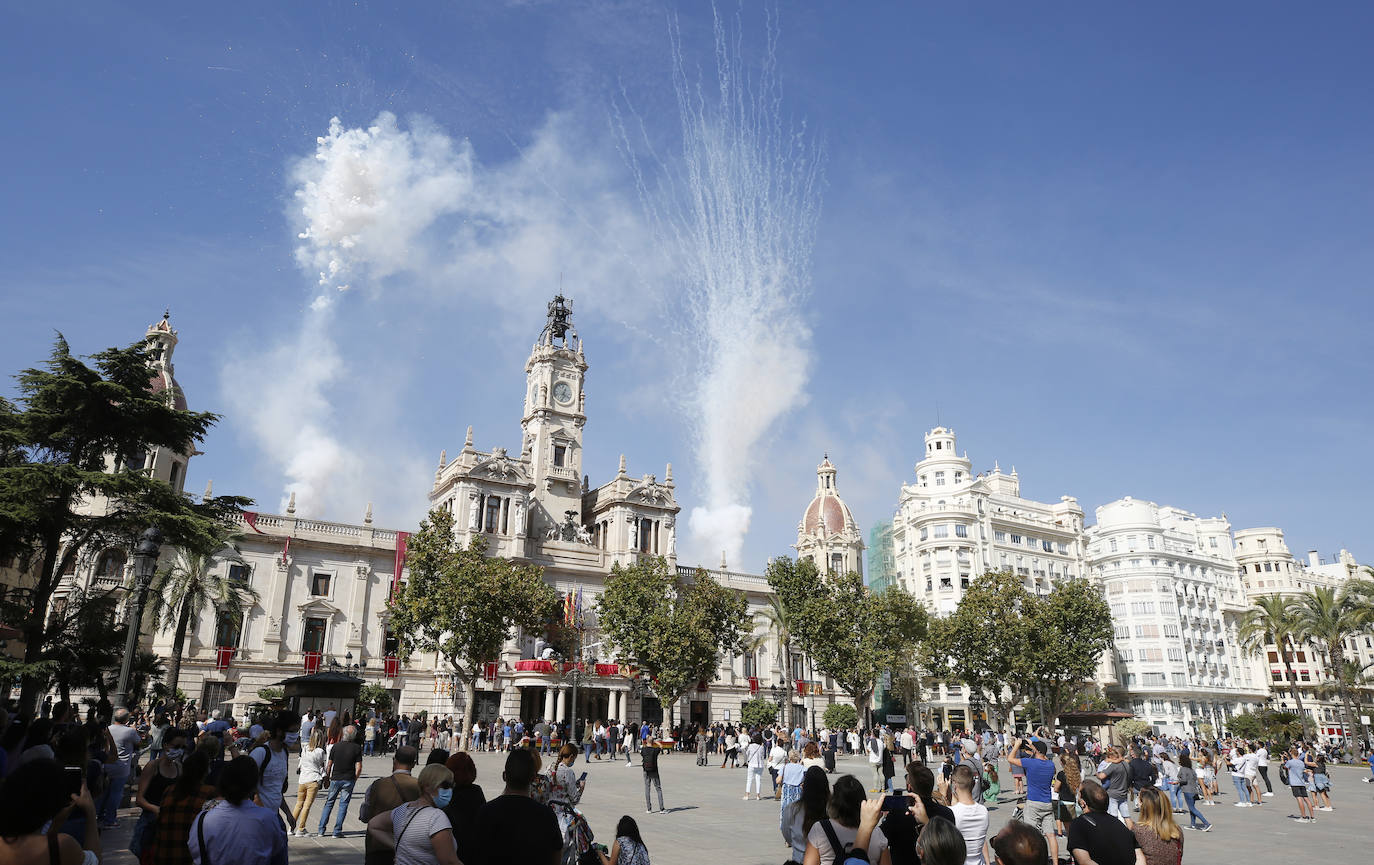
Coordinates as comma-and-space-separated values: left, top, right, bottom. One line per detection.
819, 819, 870, 865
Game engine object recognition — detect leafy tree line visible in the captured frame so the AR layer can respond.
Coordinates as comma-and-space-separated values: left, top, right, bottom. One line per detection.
0, 336, 250, 718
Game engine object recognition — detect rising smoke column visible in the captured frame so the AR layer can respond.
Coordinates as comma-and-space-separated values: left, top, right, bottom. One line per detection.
619, 6, 824, 567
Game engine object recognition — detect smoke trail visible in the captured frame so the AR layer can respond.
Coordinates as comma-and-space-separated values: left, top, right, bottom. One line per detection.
616, 4, 824, 567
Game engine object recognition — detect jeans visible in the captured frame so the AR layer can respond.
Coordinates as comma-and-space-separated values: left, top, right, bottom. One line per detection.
584, 743, 594, 762
363, 740, 374, 756
643, 772, 663, 811
292, 781, 320, 829
745, 766, 764, 795
1107, 797, 1131, 822
1165, 780, 1184, 811
98, 760, 131, 824
1231, 775, 1250, 802
316, 779, 356, 835
1182, 792, 1210, 828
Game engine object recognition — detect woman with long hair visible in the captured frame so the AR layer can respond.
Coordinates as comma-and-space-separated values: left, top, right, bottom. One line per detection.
1132, 787, 1183, 865
292, 727, 328, 835
782, 766, 829, 864
1175, 753, 1211, 831
596, 815, 650, 865
801, 774, 890, 865
326, 716, 343, 747
0, 759, 101, 865
152, 750, 216, 865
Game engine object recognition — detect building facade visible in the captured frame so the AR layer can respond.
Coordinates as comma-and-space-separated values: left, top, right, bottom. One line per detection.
58, 300, 852, 729
795, 456, 865, 577
890, 426, 1089, 731
866, 521, 895, 591
1085, 498, 1267, 735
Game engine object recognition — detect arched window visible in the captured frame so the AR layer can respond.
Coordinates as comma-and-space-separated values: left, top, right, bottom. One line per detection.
95, 549, 126, 579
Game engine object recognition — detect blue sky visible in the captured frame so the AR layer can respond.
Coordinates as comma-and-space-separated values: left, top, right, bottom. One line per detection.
3, 1, 1371, 572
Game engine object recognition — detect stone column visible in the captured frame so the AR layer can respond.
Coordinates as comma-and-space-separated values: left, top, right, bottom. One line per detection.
555, 687, 566, 723
610, 690, 622, 722
543, 687, 555, 722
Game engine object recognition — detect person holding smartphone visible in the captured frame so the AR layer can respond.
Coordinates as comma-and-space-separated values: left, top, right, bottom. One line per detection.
0, 759, 102, 865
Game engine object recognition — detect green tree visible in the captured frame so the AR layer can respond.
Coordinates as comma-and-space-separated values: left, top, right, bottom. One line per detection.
920, 570, 1031, 731
823, 702, 859, 730
149, 528, 258, 699
1238, 595, 1310, 732
0, 336, 250, 717
768, 557, 926, 729
740, 698, 779, 730
1114, 718, 1151, 742
387, 507, 559, 750
358, 682, 393, 715
1022, 578, 1115, 727
596, 557, 749, 729
1293, 584, 1372, 748
747, 595, 801, 714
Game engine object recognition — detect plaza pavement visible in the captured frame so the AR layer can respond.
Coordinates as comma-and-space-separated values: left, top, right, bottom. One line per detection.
99, 748, 1370, 865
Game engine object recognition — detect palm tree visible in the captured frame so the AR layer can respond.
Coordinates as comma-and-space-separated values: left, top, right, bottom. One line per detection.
149, 533, 258, 698
748, 596, 800, 723
1293, 585, 1372, 749
1238, 594, 1311, 731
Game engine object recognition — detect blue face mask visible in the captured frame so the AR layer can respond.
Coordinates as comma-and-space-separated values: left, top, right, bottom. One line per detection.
432, 788, 453, 808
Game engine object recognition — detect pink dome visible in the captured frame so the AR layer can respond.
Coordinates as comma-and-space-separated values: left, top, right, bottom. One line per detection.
803, 495, 850, 535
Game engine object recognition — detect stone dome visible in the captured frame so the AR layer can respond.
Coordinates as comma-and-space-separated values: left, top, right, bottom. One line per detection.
803, 494, 852, 534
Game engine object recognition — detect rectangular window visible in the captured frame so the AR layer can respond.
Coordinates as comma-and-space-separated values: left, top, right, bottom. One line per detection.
933, 525, 949, 538
228, 563, 250, 583
955, 524, 968, 538
310, 571, 331, 596
214, 611, 243, 648
553, 445, 567, 467
1135, 624, 1160, 638
1209, 537, 1218, 549
484, 497, 502, 533
1114, 625, 1130, 639
994, 531, 1007, 542
1010, 535, 1022, 545
953, 472, 962, 483
1147, 536, 1156, 549
1171, 673, 1186, 686
1109, 539, 1118, 552
1129, 602, 1155, 615
1167, 648, 1183, 661
1139, 648, 1163, 662
302, 617, 327, 653
934, 471, 946, 486
1042, 540, 1054, 553
1110, 604, 1126, 617
1163, 624, 1180, 637
919, 528, 928, 541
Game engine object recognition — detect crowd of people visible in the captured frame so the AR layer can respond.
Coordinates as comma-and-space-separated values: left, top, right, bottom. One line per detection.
0, 693, 1365, 865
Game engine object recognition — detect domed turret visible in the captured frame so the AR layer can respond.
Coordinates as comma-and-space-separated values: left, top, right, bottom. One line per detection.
796, 454, 865, 575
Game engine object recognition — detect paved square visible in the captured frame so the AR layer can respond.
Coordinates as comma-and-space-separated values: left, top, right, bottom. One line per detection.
98, 749, 1371, 864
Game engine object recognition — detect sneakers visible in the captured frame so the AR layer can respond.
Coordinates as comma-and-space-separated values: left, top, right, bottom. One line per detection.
1318, 806, 1334, 811
1200, 825, 1212, 832
1234, 802, 1249, 807
645, 809, 653, 814
1262, 791, 1275, 797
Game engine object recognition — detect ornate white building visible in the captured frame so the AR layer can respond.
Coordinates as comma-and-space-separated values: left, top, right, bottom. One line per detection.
890, 426, 1089, 731
55, 300, 851, 730
1084, 498, 1267, 735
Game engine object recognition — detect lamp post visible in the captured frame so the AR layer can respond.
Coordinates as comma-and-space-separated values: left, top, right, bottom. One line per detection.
115, 527, 163, 709
769, 683, 785, 726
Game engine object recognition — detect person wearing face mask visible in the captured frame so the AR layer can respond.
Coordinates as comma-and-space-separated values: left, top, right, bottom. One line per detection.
132, 729, 189, 861
366, 763, 463, 865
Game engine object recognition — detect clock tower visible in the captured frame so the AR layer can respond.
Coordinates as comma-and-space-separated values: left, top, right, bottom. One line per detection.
521, 295, 588, 537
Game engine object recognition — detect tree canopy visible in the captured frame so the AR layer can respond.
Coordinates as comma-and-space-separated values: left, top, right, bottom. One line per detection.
387, 507, 559, 749
596, 556, 749, 727
0, 336, 249, 716
767, 555, 927, 728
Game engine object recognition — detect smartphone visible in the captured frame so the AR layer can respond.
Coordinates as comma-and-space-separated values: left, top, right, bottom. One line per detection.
881, 794, 909, 812
64, 766, 83, 797
578, 771, 588, 783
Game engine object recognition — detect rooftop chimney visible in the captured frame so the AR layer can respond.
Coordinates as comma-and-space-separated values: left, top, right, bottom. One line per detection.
1308, 550, 1320, 568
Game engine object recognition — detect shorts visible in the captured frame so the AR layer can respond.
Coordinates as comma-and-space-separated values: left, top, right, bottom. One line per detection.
1290, 785, 1307, 798
1025, 800, 1056, 836
1107, 798, 1131, 821
1313, 773, 1330, 791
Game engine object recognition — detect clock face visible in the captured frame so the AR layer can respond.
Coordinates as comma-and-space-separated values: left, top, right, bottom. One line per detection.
553, 381, 573, 405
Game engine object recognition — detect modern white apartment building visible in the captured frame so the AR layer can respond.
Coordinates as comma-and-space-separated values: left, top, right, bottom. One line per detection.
891, 426, 1089, 731
1085, 498, 1267, 735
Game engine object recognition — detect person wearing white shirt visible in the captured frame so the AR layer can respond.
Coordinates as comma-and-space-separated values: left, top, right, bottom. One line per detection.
743, 734, 768, 800
949, 765, 991, 865
1254, 743, 1273, 796
767, 738, 788, 797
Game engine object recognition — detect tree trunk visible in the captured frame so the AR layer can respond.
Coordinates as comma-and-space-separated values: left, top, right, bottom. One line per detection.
1329, 643, 1359, 753
781, 644, 793, 727
165, 592, 195, 699
18, 533, 61, 720
1281, 636, 1309, 730
457, 674, 476, 752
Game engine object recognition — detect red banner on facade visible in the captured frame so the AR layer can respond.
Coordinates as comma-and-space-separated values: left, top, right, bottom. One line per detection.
748, 676, 759, 695
483, 661, 499, 681
303, 651, 322, 675
697, 679, 709, 691
384, 655, 400, 678
594, 663, 620, 676
216, 646, 234, 671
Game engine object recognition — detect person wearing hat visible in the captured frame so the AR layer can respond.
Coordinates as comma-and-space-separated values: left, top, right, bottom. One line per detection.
1008, 737, 1058, 864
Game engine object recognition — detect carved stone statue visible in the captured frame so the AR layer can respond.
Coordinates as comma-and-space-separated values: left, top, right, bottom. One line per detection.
512, 496, 526, 535
575, 524, 593, 544
627, 513, 639, 550
468, 491, 480, 531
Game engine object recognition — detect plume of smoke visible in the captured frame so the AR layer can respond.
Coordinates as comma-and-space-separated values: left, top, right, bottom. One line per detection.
616, 5, 824, 567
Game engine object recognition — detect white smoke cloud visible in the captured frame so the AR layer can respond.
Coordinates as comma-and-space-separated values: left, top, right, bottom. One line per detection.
227, 109, 663, 522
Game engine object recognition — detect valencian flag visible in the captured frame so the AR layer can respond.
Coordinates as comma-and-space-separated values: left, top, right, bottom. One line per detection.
564, 591, 575, 625
241, 511, 267, 534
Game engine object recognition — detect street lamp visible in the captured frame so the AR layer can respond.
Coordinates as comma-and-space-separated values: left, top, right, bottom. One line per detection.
115, 527, 163, 709
769, 684, 785, 725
